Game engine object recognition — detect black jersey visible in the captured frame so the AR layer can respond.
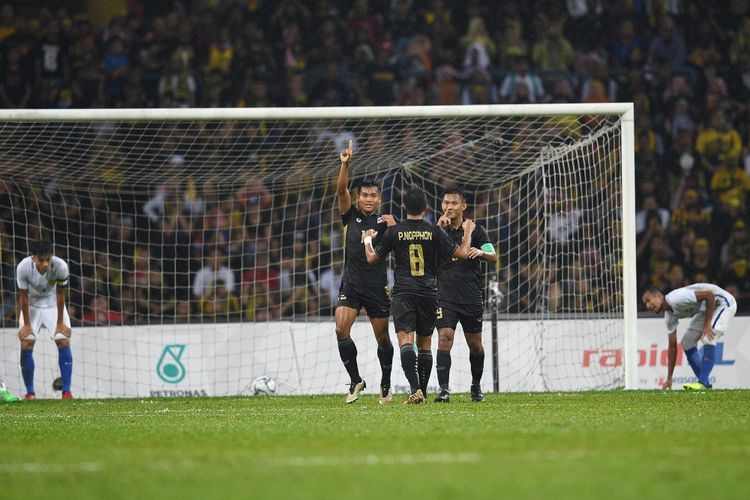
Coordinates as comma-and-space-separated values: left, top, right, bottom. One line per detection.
374, 219, 457, 296
437, 223, 492, 305
341, 205, 389, 288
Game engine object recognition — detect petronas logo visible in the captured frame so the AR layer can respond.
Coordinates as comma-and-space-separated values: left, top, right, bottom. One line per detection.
157, 345, 187, 384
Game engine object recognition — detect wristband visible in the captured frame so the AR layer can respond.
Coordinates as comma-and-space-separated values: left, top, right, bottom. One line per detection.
364, 235, 373, 246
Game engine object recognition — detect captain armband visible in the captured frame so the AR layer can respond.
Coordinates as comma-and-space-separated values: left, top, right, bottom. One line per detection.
480, 243, 496, 254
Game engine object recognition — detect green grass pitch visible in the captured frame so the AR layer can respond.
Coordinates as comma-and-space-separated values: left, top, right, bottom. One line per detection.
2, 391, 749, 499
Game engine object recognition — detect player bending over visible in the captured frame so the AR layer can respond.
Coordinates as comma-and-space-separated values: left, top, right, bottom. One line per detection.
642, 283, 737, 390
16, 240, 74, 400
434, 188, 498, 403
363, 186, 474, 404
335, 140, 397, 404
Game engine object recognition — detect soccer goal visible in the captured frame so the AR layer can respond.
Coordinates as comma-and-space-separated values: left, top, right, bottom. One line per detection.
0, 104, 636, 397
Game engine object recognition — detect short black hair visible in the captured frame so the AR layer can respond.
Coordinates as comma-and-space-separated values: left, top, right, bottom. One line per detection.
403, 186, 427, 215
641, 285, 661, 300
442, 187, 466, 202
359, 178, 380, 192
30, 240, 54, 258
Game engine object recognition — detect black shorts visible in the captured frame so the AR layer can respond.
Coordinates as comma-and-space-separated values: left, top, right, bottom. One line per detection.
435, 302, 484, 334
391, 294, 438, 337
336, 281, 390, 318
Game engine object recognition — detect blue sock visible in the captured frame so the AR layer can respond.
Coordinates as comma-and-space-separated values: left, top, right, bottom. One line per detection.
699, 345, 716, 387
20, 348, 35, 395
684, 347, 702, 378
58, 346, 73, 392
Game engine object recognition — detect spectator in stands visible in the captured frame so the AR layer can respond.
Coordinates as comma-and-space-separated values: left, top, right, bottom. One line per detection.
83, 296, 124, 325
670, 188, 712, 238
532, 21, 575, 74
158, 51, 197, 107
193, 248, 235, 301
667, 264, 688, 291
547, 193, 582, 254
610, 19, 649, 70
0, 48, 31, 108
171, 299, 194, 323
648, 15, 687, 71
102, 37, 129, 107
318, 252, 343, 316
498, 54, 545, 104
686, 238, 717, 283
695, 110, 743, 175
136, 266, 169, 320
276, 255, 317, 317
720, 219, 750, 267
722, 257, 750, 310
0, 220, 14, 322
70, 31, 104, 107
0, 3, 16, 45
636, 195, 670, 235
200, 283, 241, 320
673, 228, 697, 268
497, 20, 527, 69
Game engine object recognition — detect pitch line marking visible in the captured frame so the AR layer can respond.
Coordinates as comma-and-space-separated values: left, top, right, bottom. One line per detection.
0, 462, 103, 473
265, 452, 481, 467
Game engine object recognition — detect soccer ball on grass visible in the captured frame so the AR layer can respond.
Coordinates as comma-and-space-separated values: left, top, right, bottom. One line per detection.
252, 376, 276, 396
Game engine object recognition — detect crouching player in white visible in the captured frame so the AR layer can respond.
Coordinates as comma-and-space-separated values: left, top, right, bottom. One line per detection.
642, 283, 737, 390
16, 240, 74, 400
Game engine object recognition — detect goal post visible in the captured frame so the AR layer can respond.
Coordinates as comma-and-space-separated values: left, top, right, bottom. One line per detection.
0, 103, 637, 397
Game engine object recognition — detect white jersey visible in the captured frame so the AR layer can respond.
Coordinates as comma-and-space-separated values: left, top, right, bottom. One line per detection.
664, 283, 735, 332
16, 256, 69, 309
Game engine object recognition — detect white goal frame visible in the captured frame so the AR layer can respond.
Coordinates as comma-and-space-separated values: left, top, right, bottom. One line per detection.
0, 103, 638, 390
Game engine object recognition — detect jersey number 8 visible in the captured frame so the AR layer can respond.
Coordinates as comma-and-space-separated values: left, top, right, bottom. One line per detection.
408, 244, 425, 277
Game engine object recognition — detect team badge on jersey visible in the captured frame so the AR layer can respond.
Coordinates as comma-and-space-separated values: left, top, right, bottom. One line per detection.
356, 217, 362, 223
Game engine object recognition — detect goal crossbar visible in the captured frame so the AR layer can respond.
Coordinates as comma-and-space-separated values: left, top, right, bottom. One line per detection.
0, 103, 635, 122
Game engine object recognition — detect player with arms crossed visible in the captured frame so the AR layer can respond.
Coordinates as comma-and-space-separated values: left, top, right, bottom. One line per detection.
642, 283, 737, 390
335, 140, 397, 404
16, 240, 74, 399
363, 186, 474, 404
434, 188, 498, 403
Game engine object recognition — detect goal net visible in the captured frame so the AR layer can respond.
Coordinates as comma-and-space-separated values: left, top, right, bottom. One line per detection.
0, 105, 636, 398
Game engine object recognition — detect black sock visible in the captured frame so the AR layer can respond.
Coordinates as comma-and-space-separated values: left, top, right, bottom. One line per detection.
418, 349, 433, 395
470, 349, 485, 386
400, 345, 419, 393
377, 342, 394, 388
338, 337, 361, 384
436, 349, 451, 389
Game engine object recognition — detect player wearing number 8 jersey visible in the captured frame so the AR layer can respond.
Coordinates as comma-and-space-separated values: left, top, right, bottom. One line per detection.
364, 187, 474, 404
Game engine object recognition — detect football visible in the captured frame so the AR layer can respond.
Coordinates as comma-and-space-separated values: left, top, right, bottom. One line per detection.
252, 375, 276, 396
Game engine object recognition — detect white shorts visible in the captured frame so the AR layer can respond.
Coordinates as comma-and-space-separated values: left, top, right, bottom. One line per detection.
19, 306, 72, 340
682, 297, 737, 350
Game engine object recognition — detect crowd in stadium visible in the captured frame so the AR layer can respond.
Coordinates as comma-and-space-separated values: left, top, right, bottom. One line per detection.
1, 0, 750, 325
